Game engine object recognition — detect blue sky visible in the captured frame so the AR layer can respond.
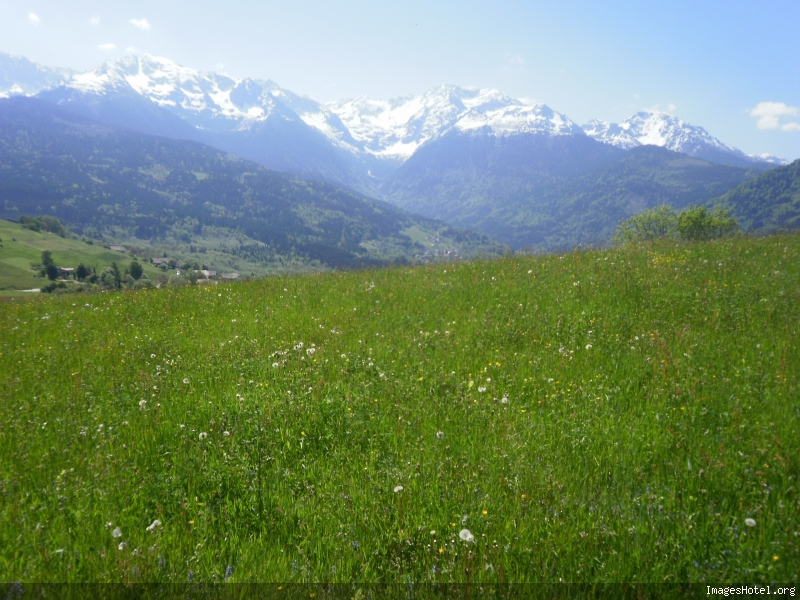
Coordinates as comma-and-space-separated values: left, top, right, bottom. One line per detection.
2, 0, 798, 160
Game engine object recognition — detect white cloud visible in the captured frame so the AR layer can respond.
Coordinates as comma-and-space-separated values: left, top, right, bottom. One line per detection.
90, 15, 100, 26
28, 12, 41, 25
125, 46, 138, 53
98, 43, 117, 51
130, 18, 150, 31
750, 101, 799, 131
668, 103, 678, 112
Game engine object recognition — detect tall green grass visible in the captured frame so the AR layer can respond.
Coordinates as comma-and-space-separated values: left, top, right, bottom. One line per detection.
0, 234, 797, 584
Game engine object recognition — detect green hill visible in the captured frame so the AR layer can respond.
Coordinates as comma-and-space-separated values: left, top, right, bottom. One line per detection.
708, 158, 800, 232
1, 233, 797, 583
383, 131, 762, 250
0, 219, 165, 294
0, 97, 505, 276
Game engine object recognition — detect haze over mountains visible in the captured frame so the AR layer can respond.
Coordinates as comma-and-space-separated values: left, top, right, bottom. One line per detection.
0, 51, 796, 252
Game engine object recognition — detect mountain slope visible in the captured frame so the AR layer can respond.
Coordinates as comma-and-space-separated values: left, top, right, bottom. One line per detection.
0, 97, 504, 269
383, 130, 762, 249
584, 112, 782, 169
37, 55, 378, 195
708, 159, 800, 232
0, 52, 72, 98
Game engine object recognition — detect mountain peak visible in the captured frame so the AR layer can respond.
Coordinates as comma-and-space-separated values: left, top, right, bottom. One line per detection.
584, 111, 784, 167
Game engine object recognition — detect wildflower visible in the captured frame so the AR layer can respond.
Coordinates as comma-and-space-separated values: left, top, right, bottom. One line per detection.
111, 527, 123, 538
118, 542, 127, 551
436, 431, 444, 439
461, 514, 468, 524
146, 519, 162, 532
482, 510, 488, 515
223, 431, 230, 436
150, 354, 156, 359
501, 397, 509, 404
459, 529, 475, 543
341, 354, 347, 359
183, 378, 189, 385
306, 348, 316, 355
430, 530, 436, 536
139, 399, 147, 410
105, 522, 113, 530
745, 518, 756, 527
586, 344, 592, 350
199, 432, 208, 440
394, 485, 404, 493
477, 387, 486, 393
272, 362, 279, 368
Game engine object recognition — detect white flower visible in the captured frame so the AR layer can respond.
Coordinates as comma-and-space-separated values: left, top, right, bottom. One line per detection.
394, 485, 404, 493
477, 387, 487, 393
223, 431, 230, 437
436, 431, 444, 439
306, 348, 316, 355
118, 542, 127, 551
139, 399, 147, 410
745, 518, 756, 527
150, 354, 156, 359
199, 432, 208, 440
272, 362, 279, 368
585, 344, 592, 350
501, 397, 509, 404
459, 529, 475, 543
486, 378, 492, 383
183, 378, 189, 384
112, 527, 122, 538
341, 354, 347, 359
146, 519, 162, 532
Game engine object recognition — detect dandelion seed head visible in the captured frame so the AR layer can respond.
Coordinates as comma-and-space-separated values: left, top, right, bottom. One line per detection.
150, 354, 156, 359
436, 431, 444, 439
111, 527, 122, 538
146, 519, 161, 532
393, 485, 404, 493
183, 378, 189, 384
459, 529, 474, 543
199, 432, 208, 440
745, 518, 756, 527
118, 542, 127, 551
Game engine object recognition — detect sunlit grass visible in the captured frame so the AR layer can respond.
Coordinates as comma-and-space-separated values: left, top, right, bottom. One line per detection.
0, 234, 797, 583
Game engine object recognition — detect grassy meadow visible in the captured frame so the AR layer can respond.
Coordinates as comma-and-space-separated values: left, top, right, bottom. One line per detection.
0, 234, 798, 585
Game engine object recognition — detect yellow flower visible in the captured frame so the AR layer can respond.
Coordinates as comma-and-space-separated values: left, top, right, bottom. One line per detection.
482, 510, 488, 515
439, 547, 444, 553
773, 555, 779, 561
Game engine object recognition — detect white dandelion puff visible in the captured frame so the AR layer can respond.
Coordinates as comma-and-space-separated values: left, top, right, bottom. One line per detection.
272, 362, 279, 368
394, 485, 404, 493
146, 519, 162, 532
477, 387, 487, 393
459, 529, 475, 543
150, 354, 156, 359
745, 518, 756, 527
501, 396, 509, 404
112, 527, 123, 538
436, 431, 444, 439
118, 542, 127, 551
586, 344, 592, 350
198, 432, 208, 440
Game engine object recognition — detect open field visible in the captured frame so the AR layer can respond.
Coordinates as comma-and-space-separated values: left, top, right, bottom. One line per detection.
0, 234, 797, 584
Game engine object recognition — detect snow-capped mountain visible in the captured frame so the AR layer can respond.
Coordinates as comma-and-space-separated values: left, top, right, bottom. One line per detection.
0, 52, 72, 98
584, 112, 786, 167
3, 52, 785, 188
321, 86, 582, 160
